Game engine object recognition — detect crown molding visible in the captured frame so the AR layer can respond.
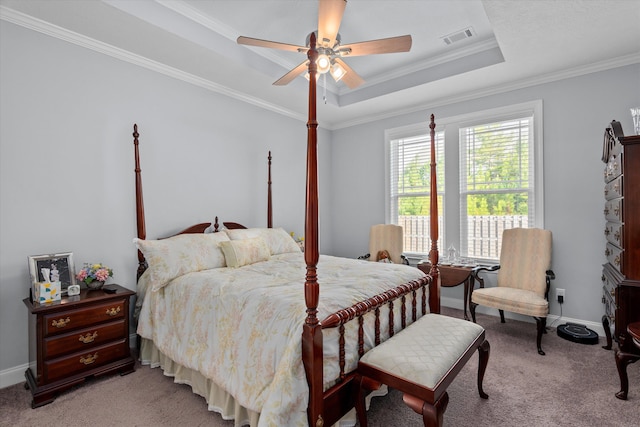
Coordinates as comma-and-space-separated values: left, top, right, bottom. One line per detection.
332, 53, 640, 130
0, 5, 306, 124
3, 5, 638, 131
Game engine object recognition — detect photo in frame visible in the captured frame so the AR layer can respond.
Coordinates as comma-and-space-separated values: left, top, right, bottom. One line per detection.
28, 252, 76, 299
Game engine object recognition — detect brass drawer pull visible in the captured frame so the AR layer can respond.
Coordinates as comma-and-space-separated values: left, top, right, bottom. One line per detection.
79, 331, 98, 344
605, 248, 611, 257
106, 306, 121, 316
52, 317, 71, 328
614, 229, 621, 242
604, 208, 609, 216
79, 353, 98, 365
604, 228, 610, 236
614, 255, 620, 266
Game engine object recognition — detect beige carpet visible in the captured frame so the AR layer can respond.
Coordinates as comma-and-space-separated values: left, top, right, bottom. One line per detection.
2, 307, 639, 426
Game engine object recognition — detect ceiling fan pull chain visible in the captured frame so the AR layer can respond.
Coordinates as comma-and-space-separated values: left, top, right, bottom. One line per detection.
323, 73, 327, 104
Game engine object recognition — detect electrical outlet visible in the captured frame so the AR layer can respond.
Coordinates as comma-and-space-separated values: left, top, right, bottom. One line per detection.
556, 288, 565, 304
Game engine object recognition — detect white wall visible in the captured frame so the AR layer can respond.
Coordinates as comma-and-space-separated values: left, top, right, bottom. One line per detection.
2, 16, 639, 387
0, 21, 333, 384
329, 64, 640, 326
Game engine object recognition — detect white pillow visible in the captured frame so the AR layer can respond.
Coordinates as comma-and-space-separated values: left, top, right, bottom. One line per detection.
219, 237, 270, 268
226, 227, 301, 255
133, 231, 230, 291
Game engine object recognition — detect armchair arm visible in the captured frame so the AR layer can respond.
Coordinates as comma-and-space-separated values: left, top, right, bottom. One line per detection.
471, 265, 500, 289
545, 269, 556, 300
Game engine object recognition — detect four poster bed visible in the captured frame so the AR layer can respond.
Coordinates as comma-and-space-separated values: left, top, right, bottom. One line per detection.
133, 33, 440, 427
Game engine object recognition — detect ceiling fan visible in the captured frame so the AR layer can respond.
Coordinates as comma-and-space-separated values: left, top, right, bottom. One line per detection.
237, 0, 412, 89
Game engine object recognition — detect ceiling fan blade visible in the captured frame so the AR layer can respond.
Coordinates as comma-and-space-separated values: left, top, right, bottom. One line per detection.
334, 58, 365, 89
273, 60, 310, 86
317, 0, 346, 47
237, 36, 307, 53
339, 35, 412, 57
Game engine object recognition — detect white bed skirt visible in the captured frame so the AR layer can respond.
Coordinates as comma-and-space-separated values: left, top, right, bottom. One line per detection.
139, 338, 385, 427
140, 337, 260, 427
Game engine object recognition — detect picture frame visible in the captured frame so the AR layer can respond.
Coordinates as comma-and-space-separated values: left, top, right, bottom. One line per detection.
28, 252, 76, 295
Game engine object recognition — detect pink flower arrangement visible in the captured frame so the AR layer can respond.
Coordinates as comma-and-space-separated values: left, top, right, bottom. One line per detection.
76, 263, 113, 285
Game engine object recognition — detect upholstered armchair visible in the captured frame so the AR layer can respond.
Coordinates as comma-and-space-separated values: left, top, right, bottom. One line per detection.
470, 228, 555, 355
358, 224, 409, 265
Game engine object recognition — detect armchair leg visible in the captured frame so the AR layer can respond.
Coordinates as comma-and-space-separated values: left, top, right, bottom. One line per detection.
470, 302, 478, 323
535, 317, 546, 355
499, 310, 505, 323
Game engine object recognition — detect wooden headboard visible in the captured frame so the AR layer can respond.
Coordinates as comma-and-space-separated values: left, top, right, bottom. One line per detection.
132, 126, 271, 279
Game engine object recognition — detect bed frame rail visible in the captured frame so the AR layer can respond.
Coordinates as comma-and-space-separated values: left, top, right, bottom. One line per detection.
318, 274, 434, 426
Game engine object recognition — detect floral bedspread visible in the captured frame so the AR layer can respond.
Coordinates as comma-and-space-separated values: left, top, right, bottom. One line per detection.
137, 253, 427, 426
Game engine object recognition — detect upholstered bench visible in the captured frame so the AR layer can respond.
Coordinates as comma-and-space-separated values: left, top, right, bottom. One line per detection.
356, 313, 490, 427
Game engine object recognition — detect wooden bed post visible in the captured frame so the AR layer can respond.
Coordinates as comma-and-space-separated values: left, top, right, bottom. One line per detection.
133, 124, 147, 280
302, 32, 324, 427
427, 114, 440, 314
267, 151, 273, 228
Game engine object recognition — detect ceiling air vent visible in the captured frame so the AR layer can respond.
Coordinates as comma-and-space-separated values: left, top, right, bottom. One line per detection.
442, 27, 474, 45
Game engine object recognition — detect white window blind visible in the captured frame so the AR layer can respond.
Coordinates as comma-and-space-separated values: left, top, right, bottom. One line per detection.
389, 131, 445, 254
459, 116, 535, 260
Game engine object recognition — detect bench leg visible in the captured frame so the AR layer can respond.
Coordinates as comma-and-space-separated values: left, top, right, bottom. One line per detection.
403, 392, 449, 427
355, 375, 382, 427
477, 339, 490, 399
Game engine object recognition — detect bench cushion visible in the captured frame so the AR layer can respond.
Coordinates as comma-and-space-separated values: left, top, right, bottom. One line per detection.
359, 314, 484, 389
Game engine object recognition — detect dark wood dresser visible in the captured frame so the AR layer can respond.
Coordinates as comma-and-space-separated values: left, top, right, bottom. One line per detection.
600, 121, 640, 400
23, 284, 135, 407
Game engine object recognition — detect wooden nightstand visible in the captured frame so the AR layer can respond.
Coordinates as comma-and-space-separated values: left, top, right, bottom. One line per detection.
23, 284, 135, 408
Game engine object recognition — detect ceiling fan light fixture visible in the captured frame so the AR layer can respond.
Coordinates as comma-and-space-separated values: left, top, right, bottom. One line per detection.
330, 61, 347, 81
304, 71, 320, 81
316, 54, 331, 74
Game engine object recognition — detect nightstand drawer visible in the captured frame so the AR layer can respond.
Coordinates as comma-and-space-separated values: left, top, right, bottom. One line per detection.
44, 339, 129, 383
43, 298, 128, 337
44, 319, 127, 359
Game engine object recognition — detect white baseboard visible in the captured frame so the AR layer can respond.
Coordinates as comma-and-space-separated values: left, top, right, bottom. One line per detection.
0, 362, 28, 389
441, 296, 606, 337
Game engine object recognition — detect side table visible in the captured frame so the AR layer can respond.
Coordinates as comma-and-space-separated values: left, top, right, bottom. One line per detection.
23, 284, 136, 408
418, 262, 474, 320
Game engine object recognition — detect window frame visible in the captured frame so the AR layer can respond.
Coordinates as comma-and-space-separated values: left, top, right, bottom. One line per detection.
385, 100, 544, 263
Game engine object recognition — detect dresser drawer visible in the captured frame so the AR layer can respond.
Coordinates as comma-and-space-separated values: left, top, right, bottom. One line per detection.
43, 298, 128, 337
602, 286, 616, 324
44, 319, 126, 359
605, 243, 624, 272
604, 175, 623, 200
604, 198, 623, 222
604, 151, 623, 183
43, 339, 129, 383
604, 222, 624, 248
601, 272, 617, 305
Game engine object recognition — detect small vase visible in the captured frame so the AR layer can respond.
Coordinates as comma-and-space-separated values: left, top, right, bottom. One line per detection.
86, 280, 105, 290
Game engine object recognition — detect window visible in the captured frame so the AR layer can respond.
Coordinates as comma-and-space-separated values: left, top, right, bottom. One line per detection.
386, 124, 445, 255
386, 101, 543, 262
